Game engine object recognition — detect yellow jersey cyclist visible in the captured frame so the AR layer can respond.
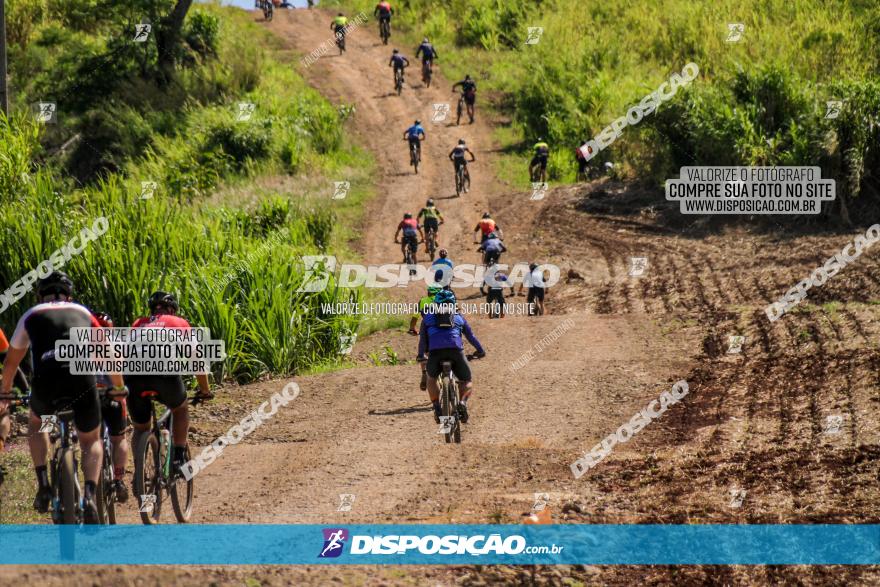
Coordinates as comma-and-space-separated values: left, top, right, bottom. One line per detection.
331, 13, 349, 38
530, 138, 550, 181
418, 199, 444, 251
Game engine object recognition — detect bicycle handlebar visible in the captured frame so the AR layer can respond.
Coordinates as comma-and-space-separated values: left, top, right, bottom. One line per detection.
0, 390, 29, 408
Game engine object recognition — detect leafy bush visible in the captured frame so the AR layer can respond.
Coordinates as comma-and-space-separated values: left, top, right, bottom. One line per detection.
185, 10, 221, 58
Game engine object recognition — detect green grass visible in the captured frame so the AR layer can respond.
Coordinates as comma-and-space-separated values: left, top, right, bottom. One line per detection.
0, 5, 377, 383
333, 0, 880, 208
0, 445, 44, 524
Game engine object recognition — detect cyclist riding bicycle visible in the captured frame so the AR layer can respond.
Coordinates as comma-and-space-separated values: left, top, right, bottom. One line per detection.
409, 284, 443, 385
482, 266, 509, 318
374, 1, 393, 23
416, 37, 438, 74
531, 138, 550, 180
478, 232, 507, 266
331, 13, 348, 37
417, 290, 485, 424
403, 120, 426, 163
473, 212, 502, 243
0, 271, 127, 523
88, 309, 131, 503
389, 49, 410, 84
126, 292, 213, 478
449, 139, 475, 192
0, 327, 30, 453
418, 198, 444, 249
432, 248, 453, 269
452, 75, 477, 123
394, 213, 424, 262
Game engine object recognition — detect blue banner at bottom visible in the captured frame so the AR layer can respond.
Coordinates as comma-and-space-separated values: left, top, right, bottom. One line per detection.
0, 525, 877, 565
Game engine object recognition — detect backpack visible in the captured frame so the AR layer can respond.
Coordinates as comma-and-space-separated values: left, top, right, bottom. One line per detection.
434, 303, 456, 328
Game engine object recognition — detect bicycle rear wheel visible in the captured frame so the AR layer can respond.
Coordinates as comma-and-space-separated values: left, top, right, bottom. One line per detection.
171, 446, 194, 522
58, 449, 78, 524
133, 432, 163, 524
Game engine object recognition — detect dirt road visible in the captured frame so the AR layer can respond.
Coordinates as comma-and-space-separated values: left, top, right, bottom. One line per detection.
4, 8, 879, 586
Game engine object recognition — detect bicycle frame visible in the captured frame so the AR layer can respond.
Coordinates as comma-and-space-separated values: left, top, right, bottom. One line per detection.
50, 410, 81, 524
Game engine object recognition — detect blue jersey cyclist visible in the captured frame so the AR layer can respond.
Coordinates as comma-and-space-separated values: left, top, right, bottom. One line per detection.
403, 120, 426, 161
417, 290, 485, 424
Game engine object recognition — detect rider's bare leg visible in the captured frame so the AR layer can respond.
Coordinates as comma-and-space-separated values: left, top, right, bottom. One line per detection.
460, 381, 474, 403
427, 376, 440, 403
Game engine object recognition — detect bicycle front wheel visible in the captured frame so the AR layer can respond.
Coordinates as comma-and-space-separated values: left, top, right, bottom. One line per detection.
171, 446, 194, 523
133, 432, 163, 525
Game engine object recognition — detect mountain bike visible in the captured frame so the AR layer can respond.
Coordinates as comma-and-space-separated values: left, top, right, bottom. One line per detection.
379, 18, 391, 45
530, 159, 548, 183
437, 354, 482, 444
259, 0, 273, 21
399, 235, 420, 267
394, 67, 405, 95
0, 392, 85, 524
95, 385, 126, 524
425, 228, 438, 260
406, 139, 420, 174
335, 29, 346, 54
133, 392, 206, 525
422, 60, 433, 88
454, 162, 469, 197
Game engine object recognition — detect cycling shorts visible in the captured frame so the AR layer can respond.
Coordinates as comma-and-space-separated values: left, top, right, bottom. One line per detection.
487, 289, 505, 303
403, 233, 418, 248
102, 395, 128, 436
483, 250, 501, 264
126, 375, 187, 425
527, 286, 545, 302
423, 218, 439, 233
531, 154, 549, 167
30, 371, 100, 433
426, 348, 472, 381
463, 92, 476, 106
453, 158, 467, 169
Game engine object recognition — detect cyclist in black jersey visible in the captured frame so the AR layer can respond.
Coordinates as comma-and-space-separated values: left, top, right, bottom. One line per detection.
0, 272, 127, 522
449, 139, 476, 190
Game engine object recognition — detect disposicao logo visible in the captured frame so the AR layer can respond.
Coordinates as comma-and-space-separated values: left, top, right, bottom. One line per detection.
319, 528, 349, 558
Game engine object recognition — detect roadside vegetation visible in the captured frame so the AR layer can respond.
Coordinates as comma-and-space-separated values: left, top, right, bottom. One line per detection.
0, 2, 369, 382
336, 0, 880, 219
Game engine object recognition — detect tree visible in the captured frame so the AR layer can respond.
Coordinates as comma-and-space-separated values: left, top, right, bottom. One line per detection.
156, 0, 193, 76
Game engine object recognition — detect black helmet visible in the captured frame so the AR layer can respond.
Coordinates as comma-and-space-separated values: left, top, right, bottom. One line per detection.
458, 139, 465, 145
404, 212, 413, 219
414, 119, 421, 125
465, 74, 472, 80
393, 48, 399, 54
482, 212, 491, 219
148, 291, 179, 314
426, 198, 434, 206
37, 271, 74, 297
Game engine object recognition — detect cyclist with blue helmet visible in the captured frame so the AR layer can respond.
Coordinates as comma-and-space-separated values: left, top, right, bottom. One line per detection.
417, 290, 485, 423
